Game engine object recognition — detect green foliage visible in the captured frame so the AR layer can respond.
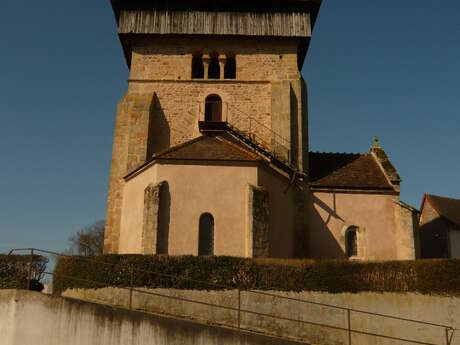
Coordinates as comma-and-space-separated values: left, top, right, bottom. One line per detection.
0, 254, 48, 291
67, 220, 105, 256
52, 255, 460, 295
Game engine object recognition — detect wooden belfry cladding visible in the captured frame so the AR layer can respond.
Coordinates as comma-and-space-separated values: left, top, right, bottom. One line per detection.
119, 10, 311, 37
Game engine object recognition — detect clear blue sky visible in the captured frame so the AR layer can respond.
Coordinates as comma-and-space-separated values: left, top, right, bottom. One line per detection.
0, 1, 459, 252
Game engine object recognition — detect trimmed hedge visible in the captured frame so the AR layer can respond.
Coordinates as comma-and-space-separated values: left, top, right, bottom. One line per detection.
0, 254, 48, 291
52, 255, 460, 295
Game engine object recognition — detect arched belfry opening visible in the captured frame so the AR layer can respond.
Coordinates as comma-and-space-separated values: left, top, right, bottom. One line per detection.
208, 53, 220, 79
224, 54, 236, 79
198, 213, 214, 256
204, 94, 222, 122
192, 53, 204, 79
345, 227, 358, 258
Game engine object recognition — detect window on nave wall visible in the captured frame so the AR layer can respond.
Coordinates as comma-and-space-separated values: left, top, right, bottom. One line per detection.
198, 213, 214, 256
346, 227, 358, 258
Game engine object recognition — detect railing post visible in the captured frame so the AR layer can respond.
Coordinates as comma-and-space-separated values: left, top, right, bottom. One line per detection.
347, 309, 352, 345
129, 265, 134, 310
27, 249, 34, 290
238, 288, 241, 332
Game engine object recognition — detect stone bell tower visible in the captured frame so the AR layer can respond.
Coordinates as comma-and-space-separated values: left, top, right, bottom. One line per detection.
104, 0, 322, 254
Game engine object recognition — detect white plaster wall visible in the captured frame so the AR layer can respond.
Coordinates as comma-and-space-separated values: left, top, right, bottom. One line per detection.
119, 162, 258, 256
0, 290, 299, 345
63, 287, 460, 345
450, 229, 460, 258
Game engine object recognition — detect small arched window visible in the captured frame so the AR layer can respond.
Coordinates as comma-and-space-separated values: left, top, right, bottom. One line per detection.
192, 54, 204, 79
204, 94, 222, 122
346, 227, 358, 258
208, 53, 220, 79
198, 213, 214, 256
224, 55, 236, 79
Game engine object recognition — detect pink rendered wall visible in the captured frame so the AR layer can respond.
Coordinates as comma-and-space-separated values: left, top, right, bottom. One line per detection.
307, 191, 400, 260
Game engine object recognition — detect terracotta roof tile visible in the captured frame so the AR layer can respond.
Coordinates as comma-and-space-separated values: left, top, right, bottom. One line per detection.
426, 194, 460, 228
371, 147, 401, 183
154, 134, 261, 162
309, 152, 394, 190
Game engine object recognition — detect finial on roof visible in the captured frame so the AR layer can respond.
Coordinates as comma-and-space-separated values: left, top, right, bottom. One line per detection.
373, 135, 381, 149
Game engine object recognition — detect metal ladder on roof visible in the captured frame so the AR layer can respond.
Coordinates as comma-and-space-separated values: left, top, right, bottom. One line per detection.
198, 101, 303, 176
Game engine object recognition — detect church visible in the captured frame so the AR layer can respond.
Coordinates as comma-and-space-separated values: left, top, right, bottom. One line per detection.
104, 0, 417, 260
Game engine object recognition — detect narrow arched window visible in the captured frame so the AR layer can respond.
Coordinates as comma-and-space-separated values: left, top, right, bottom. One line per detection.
192, 53, 204, 79
224, 55, 236, 79
346, 227, 358, 258
204, 94, 222, 122
208, 54, 220, 79
199, 213, 214, 256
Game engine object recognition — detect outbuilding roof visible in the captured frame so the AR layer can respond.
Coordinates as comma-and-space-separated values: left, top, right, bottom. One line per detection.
423, 194, 460, 228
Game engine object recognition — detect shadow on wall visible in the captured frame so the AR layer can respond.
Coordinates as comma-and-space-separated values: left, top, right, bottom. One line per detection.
413, 212, 422, 259
148, 93, 170, 157
419, 217, 450, 258
157, 182, 171, 255
300, 77, 308, 171
287, 78, 308, 171
290, 84, 299, 167
307, 192, 346, 259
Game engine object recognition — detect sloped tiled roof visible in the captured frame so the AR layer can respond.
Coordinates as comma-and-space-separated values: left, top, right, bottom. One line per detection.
309, 152, 394, 191
371, 146, 401, 184
124, 133, 279, 180
126, 132, 398, 192
425, 194, 460, 228
153, 134, 261, 162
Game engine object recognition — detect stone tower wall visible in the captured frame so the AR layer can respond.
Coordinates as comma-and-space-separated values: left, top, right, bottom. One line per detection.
104, 36, 309, 253
129, 37, 300, 81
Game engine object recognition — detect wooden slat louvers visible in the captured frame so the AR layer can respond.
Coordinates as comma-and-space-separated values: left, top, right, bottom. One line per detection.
119, 10, 311, 37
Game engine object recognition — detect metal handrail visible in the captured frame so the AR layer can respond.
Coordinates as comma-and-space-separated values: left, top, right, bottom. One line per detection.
7, 248, 457, 345
198, 101, 295, 161
227, 103, 293, 149
200, 101, 291, 148
43, 271, 446, 345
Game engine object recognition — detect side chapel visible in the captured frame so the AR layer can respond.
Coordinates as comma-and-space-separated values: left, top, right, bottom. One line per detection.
104, 0, 417, 260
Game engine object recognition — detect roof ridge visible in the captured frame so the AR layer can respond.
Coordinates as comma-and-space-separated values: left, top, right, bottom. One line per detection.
425, 194, 460, 228
309, 151, 367, 156
427, 194, 460, 202
370, 145, 401, 190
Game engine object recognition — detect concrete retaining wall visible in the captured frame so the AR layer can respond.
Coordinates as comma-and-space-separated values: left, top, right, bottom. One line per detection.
62, 288, 460, 345
0, 289, 305, 345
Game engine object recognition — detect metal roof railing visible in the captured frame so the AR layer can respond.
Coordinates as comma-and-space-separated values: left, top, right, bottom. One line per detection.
198, 101, 301, 173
